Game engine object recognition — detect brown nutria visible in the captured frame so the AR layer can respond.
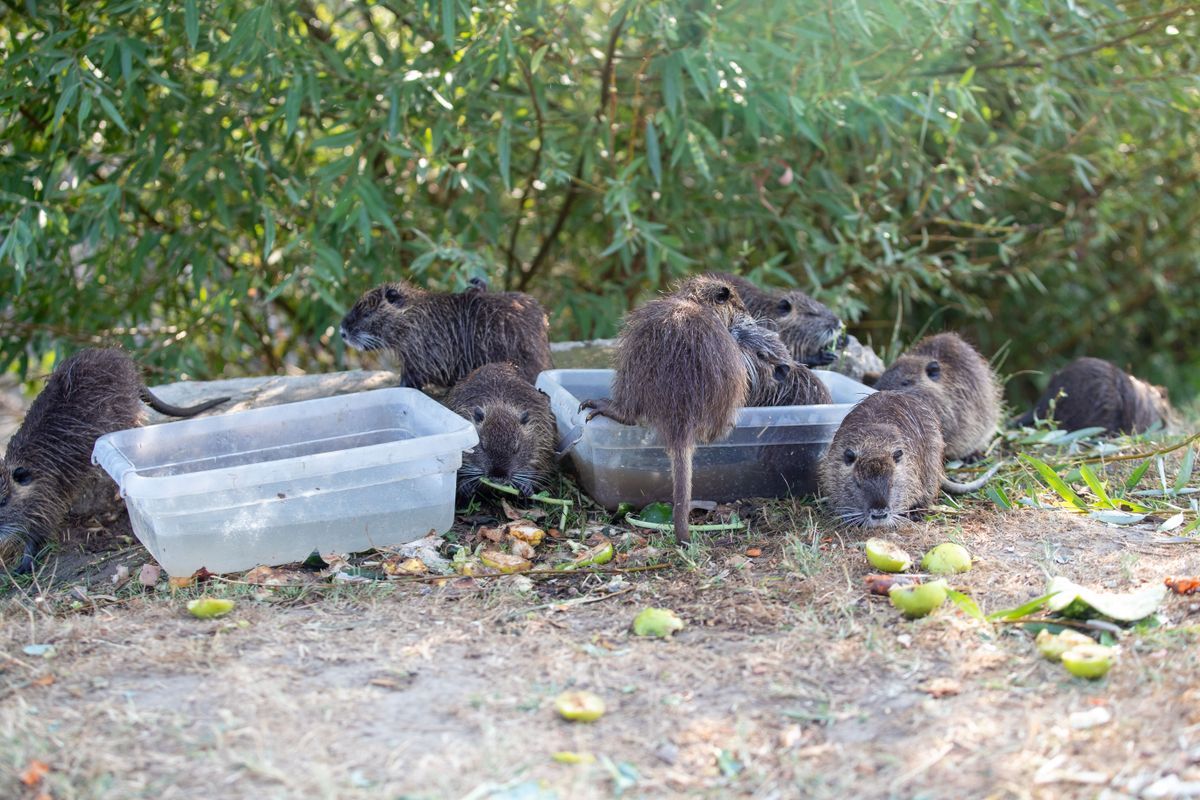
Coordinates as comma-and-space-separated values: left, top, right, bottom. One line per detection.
819, 391, 1000, 527
580, 275, 748, 542
710, 272, 844, 367
1013, 357, 1175, 434
0, 349, 228, 571
729, 315, 833, 406
445, 362, 555, 497
339, 279, 552, 389
873, 332, 1001, 461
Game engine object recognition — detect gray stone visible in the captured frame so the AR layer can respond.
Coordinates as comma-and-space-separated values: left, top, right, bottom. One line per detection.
828, 334, 885, 383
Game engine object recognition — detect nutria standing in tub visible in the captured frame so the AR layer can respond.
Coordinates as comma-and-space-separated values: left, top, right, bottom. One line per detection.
819, 391, 999, 528
0, 349, 228, 571
580, 275, 748, 542
729, 315, 833, 407
1013, 357, 1175, 434
710, 272, 844, 367
339, 279, 552, 388
445, 362, 555, 497
873, 332, 1001, 461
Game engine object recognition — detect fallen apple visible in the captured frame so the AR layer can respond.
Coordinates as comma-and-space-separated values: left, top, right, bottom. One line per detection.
921, 542, 972, 575
865, 538, 912, 573
889, 579, 948, 618
632, 607, 685, 638
1061, 644, 1115, 679
480, 550, 532, 574
1034, 628, 1095, 661
554, 690, 605, 722
187, 597, 235, 619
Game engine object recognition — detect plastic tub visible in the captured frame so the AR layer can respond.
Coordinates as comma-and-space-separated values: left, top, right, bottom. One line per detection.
92, 388, 478, 575
536, 369, 874, 510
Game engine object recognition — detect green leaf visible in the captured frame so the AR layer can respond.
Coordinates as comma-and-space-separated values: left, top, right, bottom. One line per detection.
1125, 458, 1152, 492
184, 0, 199, 49
1078, 463, 1112, 508
284, 75, 302, 139
645, 119, 662, 187
946, 589, 985, 621
530, 44, 549, 75
986, 591, 1060, 621
1173, 446, 1195, 495
441, 0, 455, 48
959, 65, 976, 86
97, 94, 130, 134
1018, 454, 1087, 510
497, 123, 511, 191
262, 206, 275, 260
985, 483, 1011, 510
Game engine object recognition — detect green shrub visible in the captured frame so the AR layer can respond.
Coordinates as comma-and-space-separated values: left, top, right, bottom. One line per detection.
1, 1, 1196, 402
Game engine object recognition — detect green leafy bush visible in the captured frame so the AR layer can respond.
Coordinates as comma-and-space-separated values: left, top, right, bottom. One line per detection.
1, 1, 1196, 403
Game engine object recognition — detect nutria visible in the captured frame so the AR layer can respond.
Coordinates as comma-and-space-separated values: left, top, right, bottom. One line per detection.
710, 272, 844, 367
580, 275, 748, 542
339, 279, 552, 388
1013, 357, 1174, 434
873, 332, 1001, 461
0, 349, 228, 571
819, 391, 1001, 527
445, 362, 555, 497
729, 315, 833, 407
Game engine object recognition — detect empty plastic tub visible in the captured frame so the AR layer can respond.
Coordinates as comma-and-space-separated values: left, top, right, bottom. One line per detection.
536, 369, 873, 510
92, 388, 478, 575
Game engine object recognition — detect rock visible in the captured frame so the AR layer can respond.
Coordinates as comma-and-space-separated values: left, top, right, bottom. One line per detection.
1068, 706, 1112, 730
829, 335, 885, 383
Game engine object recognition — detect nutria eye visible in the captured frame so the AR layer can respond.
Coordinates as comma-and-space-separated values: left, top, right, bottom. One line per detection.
925, 360, 941, 380
714, 287, 731, 304
519, 411, 531, 425
11, 467, 32, 485
384, 287, 403, 306
843, 449, 856, 466
892, 449, 903, 463
472, 407, 485, 423
756, 351, 769, 362
777, 298, 792, 315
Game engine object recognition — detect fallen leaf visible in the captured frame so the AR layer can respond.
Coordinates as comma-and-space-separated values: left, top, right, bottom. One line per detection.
918, 677, 961, 698
20, 759, 49, 786
138, 564, 162, 588
168, 576, 194, 590
745, 547, 762, 558
382, 557, 427, 576
478, 525, 505, 543
864, 574, 917, 596
1165, 576, 1200, 595
31, 674, 55, 687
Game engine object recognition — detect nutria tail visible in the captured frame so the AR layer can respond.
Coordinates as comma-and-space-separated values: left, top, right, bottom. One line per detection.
941, 461, 1004, 495
670, 441, 694, 543
140, 388, 229, 418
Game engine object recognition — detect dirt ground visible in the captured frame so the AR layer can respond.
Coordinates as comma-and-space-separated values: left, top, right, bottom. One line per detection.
2, 491, 1199, 800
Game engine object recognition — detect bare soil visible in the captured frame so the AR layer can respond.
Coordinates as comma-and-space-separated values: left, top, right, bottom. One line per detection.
3, 495, 1199, 800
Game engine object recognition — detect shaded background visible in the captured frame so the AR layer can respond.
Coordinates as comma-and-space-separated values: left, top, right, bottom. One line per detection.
1, 0, 1197, 408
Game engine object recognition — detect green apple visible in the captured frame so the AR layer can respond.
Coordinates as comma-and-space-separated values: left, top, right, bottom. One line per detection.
865, 538, 913, 573
554, 691, 606, 722
1061, 644, 1115, 679
632, 607, 685, 638
1034, 629, 1096, 661
187, 597, 235, 619
888, 579, 948, 618
921, 543, 973, 575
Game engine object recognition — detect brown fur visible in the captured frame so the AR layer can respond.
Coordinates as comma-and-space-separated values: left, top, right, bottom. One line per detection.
874, 332, 1001, 461
581, 276, 748, 542
445, 362, 555, 497
818, 391, 944, 528
710, 273, 843, 367
0, 349, 227, 570
1015, 357, 1174, 434
340, 280, 552, 388
729, 315, 832, 406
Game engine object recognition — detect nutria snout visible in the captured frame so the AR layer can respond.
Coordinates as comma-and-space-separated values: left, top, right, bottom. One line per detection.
340, 279, 552, 389
0, 349, 228, 571
445, 362, 555, 497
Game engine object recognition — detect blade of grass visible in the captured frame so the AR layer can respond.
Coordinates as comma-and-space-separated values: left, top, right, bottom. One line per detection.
1018, 453, 1087, 510
1173, 446, 1195, 496
1124, 458, 1153, 491
1079, 463, 1114, 509
986, 591, 1060, 621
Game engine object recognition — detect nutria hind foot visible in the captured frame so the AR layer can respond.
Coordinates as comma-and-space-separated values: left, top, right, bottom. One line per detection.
579, 398, 636, 426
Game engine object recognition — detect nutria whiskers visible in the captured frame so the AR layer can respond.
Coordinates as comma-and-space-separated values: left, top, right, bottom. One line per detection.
339, 279, 552, 388
0, 349, 228, 571
445, 362, 555, 497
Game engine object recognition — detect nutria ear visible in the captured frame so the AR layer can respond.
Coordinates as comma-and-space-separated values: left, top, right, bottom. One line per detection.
383, 286, 404, 307
715, 286, 731, 304
925, 360, 941, 380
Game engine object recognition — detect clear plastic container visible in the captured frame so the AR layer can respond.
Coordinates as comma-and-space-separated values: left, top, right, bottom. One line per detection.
536, 369, 874, 510
92, 388, 478, 575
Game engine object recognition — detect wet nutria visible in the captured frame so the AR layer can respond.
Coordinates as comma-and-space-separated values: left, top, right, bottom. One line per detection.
710, 272, 844, 367
873, 332, 1001, 461
0, 349, 228, 571
819, 391, 1000, 528
729, 315, 833, 406
1013, 357, 1174, 434
581, 275, 748, 542
445, 362, 555, 497
339, 279, 552, 388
